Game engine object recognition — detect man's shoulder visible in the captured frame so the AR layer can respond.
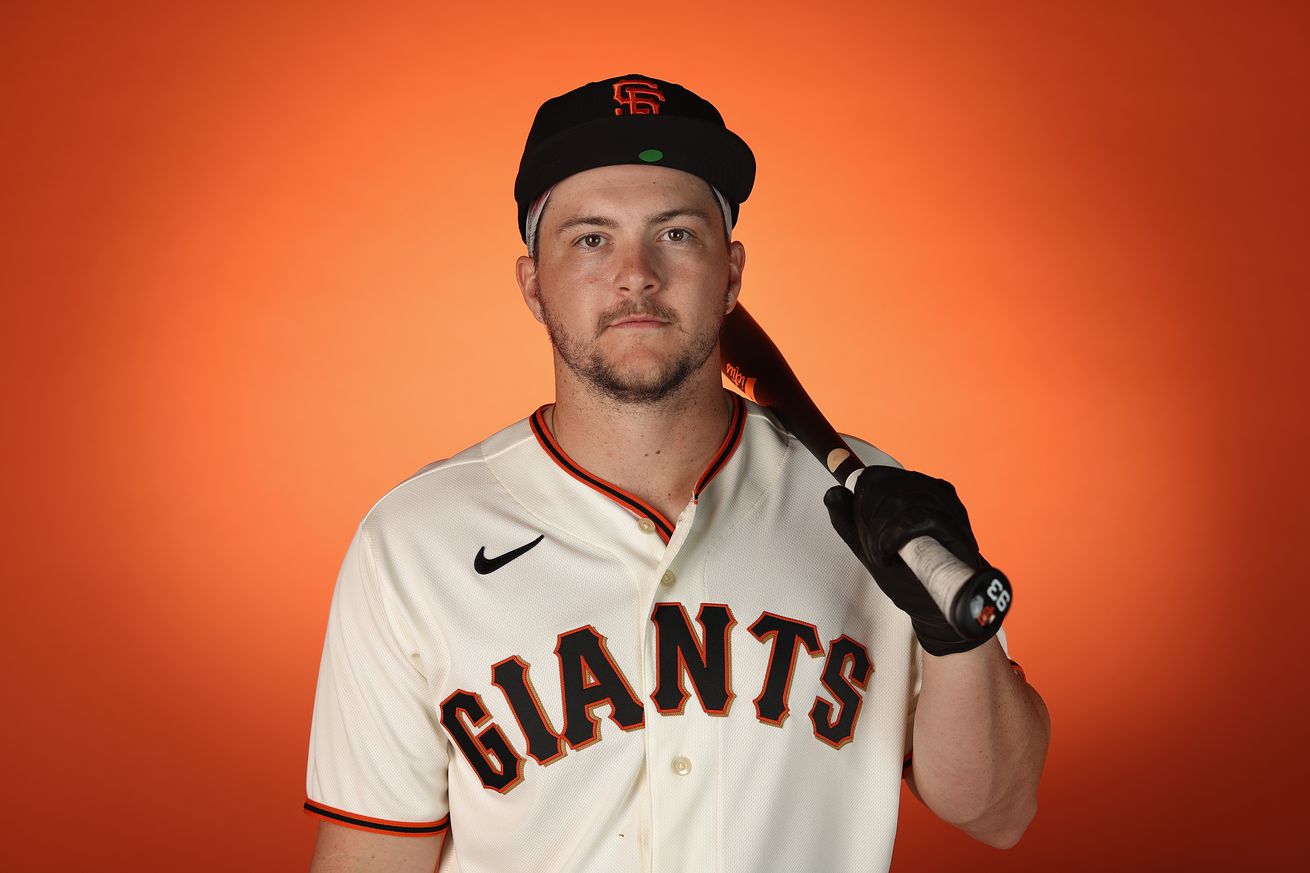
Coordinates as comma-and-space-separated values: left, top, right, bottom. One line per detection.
842, 433, 903, 470
740, 399, 902, 471
736, 400, 903, 499
358, 413, 539, 532
408, 413, 538, 480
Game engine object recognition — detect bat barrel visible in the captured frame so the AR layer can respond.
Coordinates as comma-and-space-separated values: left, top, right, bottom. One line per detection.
720, 304, 1012, 638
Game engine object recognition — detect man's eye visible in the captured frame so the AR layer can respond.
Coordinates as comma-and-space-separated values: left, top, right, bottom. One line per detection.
577, 234, 604, 248
664, 228, 690, 242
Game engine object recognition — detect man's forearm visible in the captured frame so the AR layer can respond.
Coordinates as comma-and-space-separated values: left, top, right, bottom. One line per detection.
907, 636, 1051, 848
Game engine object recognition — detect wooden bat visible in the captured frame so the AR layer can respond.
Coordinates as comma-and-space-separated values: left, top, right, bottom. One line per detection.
720, 304, 1011, 637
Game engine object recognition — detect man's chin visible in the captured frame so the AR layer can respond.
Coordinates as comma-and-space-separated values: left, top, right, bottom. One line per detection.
585, 362, 689, 404
564, 338, 717, 404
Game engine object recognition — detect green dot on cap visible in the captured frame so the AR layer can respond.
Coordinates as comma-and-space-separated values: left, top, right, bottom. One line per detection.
638, 148, 664, 162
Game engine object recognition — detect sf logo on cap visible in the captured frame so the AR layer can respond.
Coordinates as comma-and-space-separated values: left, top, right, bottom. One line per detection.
613, 79, 665, 116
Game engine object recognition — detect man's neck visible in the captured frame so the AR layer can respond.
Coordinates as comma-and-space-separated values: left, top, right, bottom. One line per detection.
549, 366, 733, 525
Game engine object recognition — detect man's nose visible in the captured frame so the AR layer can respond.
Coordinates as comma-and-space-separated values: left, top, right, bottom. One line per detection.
614, 239, 661, 296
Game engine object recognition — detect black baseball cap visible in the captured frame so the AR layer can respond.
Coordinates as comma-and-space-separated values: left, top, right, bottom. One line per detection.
514, 74, 756, 243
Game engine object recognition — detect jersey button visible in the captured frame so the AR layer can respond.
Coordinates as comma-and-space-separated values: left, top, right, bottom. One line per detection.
637, 518, 657, 534
660, 570, 676, 587
671, 756, 693, 776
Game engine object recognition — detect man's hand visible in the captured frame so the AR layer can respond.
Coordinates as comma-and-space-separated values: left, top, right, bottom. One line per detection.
824, 465, 1002, 656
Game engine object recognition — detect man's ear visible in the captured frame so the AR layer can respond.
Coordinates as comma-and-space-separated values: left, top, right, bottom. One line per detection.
724, 240, 746, 314
516, 255, 545, 324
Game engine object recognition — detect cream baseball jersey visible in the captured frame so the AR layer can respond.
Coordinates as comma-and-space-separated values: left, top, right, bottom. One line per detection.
306, 393, 977, 872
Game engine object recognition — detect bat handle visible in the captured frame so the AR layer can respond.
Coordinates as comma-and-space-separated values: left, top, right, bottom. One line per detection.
843, 469, 1011, 638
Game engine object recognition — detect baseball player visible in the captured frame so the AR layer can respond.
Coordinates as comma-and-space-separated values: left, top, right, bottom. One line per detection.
305, 74, 1050, 873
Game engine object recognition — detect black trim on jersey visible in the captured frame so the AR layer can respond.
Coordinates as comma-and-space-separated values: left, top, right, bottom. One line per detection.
302, 801, 450, 835
530, 409, 675, 541
693, 393, 745, 497
528, 394, 746, 543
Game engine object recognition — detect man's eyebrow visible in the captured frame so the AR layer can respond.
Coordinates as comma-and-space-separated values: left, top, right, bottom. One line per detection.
648, 207, 713, 225
555, 215, 619, 235
554, 207, 714, 236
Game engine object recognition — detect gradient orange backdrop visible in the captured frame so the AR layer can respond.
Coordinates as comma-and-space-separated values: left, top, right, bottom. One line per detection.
3, 2, 1306, 870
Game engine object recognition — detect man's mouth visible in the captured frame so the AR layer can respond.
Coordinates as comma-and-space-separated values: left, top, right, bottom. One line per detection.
609, 315, 671, 328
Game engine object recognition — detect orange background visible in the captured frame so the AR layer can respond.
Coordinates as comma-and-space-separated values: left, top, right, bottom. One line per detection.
3, 1, 1306, 869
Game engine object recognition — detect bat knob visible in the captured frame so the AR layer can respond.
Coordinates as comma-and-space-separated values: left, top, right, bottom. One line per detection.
950, 568, 1012, 637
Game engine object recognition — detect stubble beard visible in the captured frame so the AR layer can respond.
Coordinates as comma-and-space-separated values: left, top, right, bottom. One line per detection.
538, 289, 727, 406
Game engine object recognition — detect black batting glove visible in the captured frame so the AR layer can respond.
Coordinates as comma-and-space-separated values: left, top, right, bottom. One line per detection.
824, 465, 1000, 656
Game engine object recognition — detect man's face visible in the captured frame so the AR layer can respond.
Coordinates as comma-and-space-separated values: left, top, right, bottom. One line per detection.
516, 164, 745, 405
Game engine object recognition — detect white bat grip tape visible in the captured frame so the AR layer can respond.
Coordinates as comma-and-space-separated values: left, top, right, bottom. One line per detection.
842, 468, 972, 620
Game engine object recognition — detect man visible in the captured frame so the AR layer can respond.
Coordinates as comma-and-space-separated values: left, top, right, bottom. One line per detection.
305, 74, 1050, 873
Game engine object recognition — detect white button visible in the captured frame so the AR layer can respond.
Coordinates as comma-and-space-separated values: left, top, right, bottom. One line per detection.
671, 756, 692, 776
637, 518, 657, 534
660, 570, 676, 587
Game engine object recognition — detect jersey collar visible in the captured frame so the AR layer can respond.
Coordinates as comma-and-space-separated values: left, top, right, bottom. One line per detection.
528, 392, 746, 544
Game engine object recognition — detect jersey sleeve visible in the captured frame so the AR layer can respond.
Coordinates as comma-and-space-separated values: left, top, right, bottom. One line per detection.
305, 523, 451, 837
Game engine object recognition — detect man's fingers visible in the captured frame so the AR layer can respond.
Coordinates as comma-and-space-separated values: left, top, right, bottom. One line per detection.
823, 485, 866, 560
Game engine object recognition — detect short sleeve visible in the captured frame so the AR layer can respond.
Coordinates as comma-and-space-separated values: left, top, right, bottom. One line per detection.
305, 524, 450, 837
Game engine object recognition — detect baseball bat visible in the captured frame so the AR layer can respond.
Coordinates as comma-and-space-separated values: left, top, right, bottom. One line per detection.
720, 304, 1011, 637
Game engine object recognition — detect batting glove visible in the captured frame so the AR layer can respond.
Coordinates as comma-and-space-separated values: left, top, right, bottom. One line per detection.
824, 465, 1001, 656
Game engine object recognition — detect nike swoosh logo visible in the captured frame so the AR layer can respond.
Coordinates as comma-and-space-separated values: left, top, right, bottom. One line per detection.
474, 534, 544, 575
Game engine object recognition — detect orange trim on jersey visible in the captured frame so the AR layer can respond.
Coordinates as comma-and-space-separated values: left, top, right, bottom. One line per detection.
303, 799, 449, 837
528, 394, 746, 542
693, 392, 745, 496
